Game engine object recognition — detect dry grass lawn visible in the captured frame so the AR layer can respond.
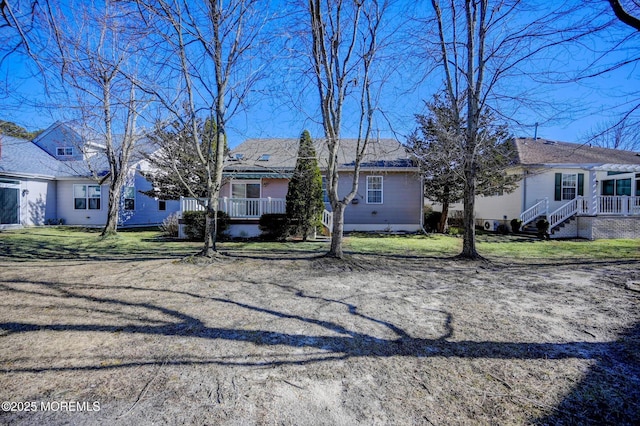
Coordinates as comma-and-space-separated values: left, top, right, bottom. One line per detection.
0, 231, 639, 425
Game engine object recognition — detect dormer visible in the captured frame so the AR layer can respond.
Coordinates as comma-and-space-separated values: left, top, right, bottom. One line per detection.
32, 122, 86, 161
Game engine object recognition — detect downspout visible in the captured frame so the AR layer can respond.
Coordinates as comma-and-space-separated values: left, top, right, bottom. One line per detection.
419, 174, 428, 235
522, 169, 527, 213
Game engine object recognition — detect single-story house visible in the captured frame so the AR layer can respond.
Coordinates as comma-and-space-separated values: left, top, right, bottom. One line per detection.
180, 137, 424, 238
468, 137, 640, 239
0, 122, 179, 229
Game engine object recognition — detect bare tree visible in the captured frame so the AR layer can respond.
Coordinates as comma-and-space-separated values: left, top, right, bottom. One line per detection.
607, 0, 640, 31
304, 0, 389, 258
585, 116, 640, 151
425, 0, 599, 258
0, 1, 49, 64
135, 0, 267, 257
41, 1, 147, 236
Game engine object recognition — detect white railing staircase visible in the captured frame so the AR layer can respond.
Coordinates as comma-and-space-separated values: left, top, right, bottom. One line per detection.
548, 198, 579, 230
520, 197, 590, 233
321, 209, 333, 237
520, 198, 548, 227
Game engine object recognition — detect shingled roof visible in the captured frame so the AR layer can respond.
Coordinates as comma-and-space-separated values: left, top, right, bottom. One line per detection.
225, 138, 415, 171
515, 138, 640, 166
0, 134, 109, 179
0, 135, 61, 178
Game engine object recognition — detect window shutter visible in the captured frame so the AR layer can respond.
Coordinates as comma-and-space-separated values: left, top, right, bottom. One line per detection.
578, 173, 584, 196
554, 173, 562, 201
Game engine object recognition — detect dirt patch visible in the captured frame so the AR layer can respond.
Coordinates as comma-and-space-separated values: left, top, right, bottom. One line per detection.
0, 252, 639, 425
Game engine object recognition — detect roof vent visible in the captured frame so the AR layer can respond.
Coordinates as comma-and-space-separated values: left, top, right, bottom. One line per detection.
543, 140, 556, 145
258, 154, 270, 161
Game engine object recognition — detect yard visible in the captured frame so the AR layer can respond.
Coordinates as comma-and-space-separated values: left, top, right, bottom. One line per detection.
0, 228, 639, 425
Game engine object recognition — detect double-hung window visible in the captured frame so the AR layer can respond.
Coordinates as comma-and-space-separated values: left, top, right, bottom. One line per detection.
561, 174, 577, 200
74, 184, 101, 210
123, 186, 135, 210
321, 177, 329, 202
366, 176, 383, 204
555, 172, 584, 201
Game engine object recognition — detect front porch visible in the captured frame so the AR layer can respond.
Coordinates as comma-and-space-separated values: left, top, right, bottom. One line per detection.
180, 196, 287, 219
179, 197, 334, 238
520, 195, 640, 238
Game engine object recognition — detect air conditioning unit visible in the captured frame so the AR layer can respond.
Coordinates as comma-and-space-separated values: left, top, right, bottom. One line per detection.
482, 220, 500, 231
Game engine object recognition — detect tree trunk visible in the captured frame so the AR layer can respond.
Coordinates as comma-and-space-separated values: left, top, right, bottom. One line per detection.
102, 181, 121, 236
438, 199, 449, 233
202, 197, 219, 257
328, 203, 346, 258
460, 162, 479, 259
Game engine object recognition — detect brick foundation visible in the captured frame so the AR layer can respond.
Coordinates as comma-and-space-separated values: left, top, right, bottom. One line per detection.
577, 216, 640, 240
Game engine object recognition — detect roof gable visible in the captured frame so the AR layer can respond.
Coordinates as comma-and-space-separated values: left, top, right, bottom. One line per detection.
32, 122, 86, 161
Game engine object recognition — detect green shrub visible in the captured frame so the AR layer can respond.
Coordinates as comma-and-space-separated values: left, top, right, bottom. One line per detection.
536, 218, 550, 240
510, 218, 522, 233
496, 224, 509, 235
424, 211, 442, 232
447, 226, 462, 236
259, 213, 288, 241
182, 210, 230, 241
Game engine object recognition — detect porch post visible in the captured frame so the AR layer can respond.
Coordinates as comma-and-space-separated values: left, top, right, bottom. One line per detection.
588, 170, 597, 215
544, 197, 549, 215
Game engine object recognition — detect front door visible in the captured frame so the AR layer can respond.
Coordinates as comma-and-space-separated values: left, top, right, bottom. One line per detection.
0, 187, 19, 225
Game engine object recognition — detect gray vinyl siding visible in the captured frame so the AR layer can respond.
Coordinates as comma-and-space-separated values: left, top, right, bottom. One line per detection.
22, 178, 57, 225
33, 124, 85, 161
338, 171, 422, 225
120, 172, 180, 226
56, 180, 108, 226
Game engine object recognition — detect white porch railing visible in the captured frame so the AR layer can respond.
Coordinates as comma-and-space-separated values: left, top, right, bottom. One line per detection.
322, 209, 333, 235
520, 198, 548, 226
520, 195, 640, 230
181, 197, 208, 213
180, 197, 286, 218
597, 196, 640, 216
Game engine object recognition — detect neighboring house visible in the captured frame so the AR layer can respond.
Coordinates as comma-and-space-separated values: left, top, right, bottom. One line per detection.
180, 138, 423, 237
0, 122, 179, 230
469, 137, 640, 239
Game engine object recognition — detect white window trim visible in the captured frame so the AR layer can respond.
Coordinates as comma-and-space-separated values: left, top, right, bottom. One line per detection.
366, 176, 383, 204
561, 173, 577, 201
123, 186, 136, 211
57, 147, 74, 156
230, 180, 262, 198
73, 184, 101, 210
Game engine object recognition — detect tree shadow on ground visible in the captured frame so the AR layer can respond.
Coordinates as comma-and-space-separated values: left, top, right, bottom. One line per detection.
0, 278, 638, 423
533, 322, 640, 425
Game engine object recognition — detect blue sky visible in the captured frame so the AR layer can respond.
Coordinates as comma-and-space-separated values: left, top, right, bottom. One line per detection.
1, 1, 638, 149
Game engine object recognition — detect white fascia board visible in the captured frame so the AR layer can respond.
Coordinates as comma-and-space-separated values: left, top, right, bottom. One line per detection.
0, 171, 57, 180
